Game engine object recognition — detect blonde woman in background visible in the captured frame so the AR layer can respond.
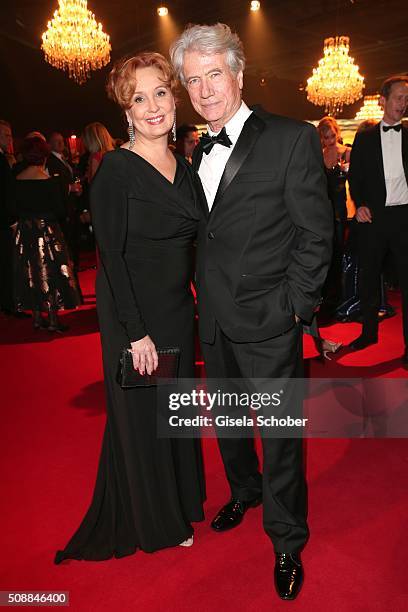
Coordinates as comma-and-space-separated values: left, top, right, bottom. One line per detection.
82, 122, 115, 182
318, 116, 351, 167
317, 117, 351, 312
317, 116, 351, 248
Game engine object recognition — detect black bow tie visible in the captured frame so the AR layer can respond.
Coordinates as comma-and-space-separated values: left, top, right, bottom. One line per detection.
200, 127, 232, 154
383, 124, 402, 132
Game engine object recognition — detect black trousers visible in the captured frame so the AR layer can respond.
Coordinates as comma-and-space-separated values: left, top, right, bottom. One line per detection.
357, 205, 408, 345
201, 322, 309, 554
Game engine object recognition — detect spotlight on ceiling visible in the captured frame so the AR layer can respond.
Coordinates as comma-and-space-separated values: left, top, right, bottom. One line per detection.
250, 1, 261, 11
157, 6, 169, 16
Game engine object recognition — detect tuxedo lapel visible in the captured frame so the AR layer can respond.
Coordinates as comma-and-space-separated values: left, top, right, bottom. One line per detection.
55, 153, 73, 177
47, 153, 72, 182
373, 124, 386, 187
210, 113, 265, 215
192, 144, 210, 220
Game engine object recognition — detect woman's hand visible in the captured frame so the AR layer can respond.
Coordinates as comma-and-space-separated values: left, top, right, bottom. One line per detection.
130, 335, 158, 375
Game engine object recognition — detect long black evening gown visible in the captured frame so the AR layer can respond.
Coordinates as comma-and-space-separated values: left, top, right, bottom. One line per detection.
322, 154, 349, 308
55, 149, 205, 562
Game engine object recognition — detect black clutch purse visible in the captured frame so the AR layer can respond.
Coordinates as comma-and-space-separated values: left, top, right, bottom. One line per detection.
117, 347, 180, 388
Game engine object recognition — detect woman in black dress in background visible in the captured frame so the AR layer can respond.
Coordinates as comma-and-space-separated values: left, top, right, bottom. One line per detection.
11, 137, 81, 331
317, 117, 351, 316
55, 52, 205, 563
317, 116, 351, 253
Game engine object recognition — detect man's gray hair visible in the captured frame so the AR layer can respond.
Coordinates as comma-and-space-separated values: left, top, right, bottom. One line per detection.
170, 23, 246, 86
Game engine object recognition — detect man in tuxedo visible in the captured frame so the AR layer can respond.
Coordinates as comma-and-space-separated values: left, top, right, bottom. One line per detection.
348, 75, 408, 364
47, 132, 74, 190
46, 132, 82, 270
170, 24, 333, 600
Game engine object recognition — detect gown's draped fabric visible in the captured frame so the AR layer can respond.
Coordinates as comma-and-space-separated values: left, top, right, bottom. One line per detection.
55, 149, 205, 563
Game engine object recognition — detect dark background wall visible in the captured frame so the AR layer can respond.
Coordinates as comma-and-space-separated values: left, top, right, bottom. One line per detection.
1, 0, 407, 138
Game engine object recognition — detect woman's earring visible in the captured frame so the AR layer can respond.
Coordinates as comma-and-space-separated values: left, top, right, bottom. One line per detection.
128, 119, 135, 150
172, 111, 177, 142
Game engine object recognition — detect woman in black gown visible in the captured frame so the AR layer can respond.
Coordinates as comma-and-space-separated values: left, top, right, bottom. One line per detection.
317, 117, 351, 254
302, 119, 348, 357
55, 52, 205, 563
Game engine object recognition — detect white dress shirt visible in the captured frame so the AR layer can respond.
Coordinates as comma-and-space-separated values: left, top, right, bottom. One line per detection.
380, 120, 408, 206
198, 101, 252, 210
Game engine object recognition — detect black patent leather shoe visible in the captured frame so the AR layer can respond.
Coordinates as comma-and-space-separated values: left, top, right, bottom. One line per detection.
211, 496, 262, 532
348, 334, 378, 351
274, 552, 303, 600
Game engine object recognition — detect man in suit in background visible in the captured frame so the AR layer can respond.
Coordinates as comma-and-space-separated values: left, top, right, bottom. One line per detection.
175, 123, 200, 163
348, 75, 408, 365
46, 132, 82, 271
0, 120, 16, 315
171, 24, 333, 600
47, 132, 74, 190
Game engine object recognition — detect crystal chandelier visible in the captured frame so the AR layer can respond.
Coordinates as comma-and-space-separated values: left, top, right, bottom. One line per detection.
41, 0, 111, 85
306, 36, 364, 116
354, 94, 383, 121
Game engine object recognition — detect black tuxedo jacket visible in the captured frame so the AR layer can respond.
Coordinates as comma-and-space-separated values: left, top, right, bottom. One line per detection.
192, 107, 333, 343
46, 153, 73, 195
46, 152, 77, 219
348, 122, 408, 213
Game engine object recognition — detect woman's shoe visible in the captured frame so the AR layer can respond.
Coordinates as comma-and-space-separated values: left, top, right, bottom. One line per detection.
179, 536, 194, 547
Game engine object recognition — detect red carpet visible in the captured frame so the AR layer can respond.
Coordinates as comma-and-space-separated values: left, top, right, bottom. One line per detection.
1, 266, 408, 611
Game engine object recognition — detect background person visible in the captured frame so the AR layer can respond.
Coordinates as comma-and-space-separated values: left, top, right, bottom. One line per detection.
176, 123, 199, 162
0, 120, 18, 316
81, 122, 115, 183
317, 116, 351, 312
348, 75, 408, 365
11, 137, 81, 331
46, 132, 83, 272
